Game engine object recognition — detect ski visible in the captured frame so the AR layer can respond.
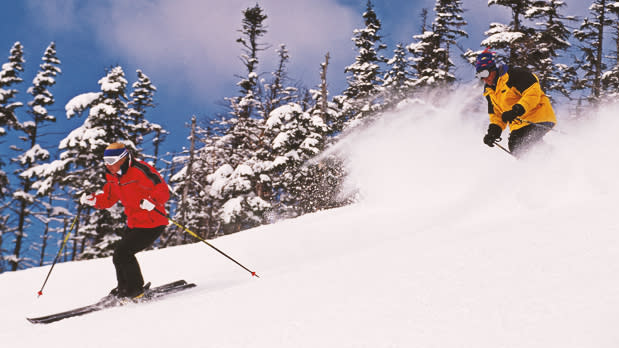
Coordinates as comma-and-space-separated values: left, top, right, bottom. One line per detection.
27, 280, 196, 324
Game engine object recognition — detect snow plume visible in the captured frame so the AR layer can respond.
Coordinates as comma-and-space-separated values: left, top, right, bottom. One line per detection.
332, 85, 619, 226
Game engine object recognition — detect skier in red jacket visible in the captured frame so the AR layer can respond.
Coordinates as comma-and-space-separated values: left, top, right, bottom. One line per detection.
80, 142, 170, 299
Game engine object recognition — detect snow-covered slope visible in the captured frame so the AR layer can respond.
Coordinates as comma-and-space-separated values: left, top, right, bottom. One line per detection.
2, 85, 619, 348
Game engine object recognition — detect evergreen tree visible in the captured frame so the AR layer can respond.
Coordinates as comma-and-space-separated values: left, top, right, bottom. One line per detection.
337, 0, 386, 128
431, 0, 468, 83
482, 0, 535, 67
150, 125, 168, 168
383, 43, 414, 105
407, 1, 467, 90
169, 116, 201, 243
408, 8, 439, 89
127, 69, 158, 154
263, 103, 328, 218
215, 4, 271, 233
35, 192, 71, 266
167, 118, 230, 245
262, 44, 298, 119
0, 42, 25, 199
0, 42, 24, 135
573, 0, 613, 101
601, 2, 619, 98
9, 42, 61, 271
525, 0, 577, 99
228, 4, 268, 122
309, 53, 341, 137
46, 66, 133, 259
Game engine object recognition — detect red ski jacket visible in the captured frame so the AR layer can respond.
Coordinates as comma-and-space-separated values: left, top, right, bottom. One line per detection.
94, 157, 170, 228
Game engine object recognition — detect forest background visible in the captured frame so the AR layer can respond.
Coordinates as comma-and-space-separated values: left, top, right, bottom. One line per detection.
0, 0, 616, 272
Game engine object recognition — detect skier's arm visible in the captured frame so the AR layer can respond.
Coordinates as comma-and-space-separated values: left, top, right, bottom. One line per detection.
485, 93, 507, 130
145, 177, 169, 207
93, 181, 120, 209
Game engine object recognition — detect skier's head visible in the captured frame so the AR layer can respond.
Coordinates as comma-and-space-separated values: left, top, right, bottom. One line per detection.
475, 47, 497, 79
103, 142, 131, 175
104, 142, 128, 166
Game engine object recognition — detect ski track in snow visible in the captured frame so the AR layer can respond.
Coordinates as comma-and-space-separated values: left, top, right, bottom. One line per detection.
2, 86, 619, 347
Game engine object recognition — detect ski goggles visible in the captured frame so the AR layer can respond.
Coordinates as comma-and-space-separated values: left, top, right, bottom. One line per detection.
475, 69, 490, 79
103, 148, 128, 165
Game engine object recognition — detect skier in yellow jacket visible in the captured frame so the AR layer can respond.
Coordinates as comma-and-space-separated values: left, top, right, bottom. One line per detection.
476, 48, 557, 157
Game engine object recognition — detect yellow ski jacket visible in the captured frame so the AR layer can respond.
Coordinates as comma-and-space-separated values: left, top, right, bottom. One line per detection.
483, 65, 556, 132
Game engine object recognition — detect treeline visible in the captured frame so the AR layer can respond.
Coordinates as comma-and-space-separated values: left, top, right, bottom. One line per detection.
0, 0, 618, 272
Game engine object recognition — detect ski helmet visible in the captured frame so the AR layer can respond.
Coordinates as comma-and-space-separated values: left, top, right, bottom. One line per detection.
475, 48, 496, 73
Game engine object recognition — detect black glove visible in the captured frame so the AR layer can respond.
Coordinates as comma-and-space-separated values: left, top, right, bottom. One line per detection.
483, 124, 502, 147
501, 104, 525, 123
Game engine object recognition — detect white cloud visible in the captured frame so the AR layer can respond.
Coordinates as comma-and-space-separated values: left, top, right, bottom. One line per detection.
27, 0, 358, 102
25, 0, 80, 32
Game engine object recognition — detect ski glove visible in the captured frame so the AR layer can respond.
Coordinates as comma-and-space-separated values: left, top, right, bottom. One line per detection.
501, 104, 525, 123
140, 198, 156, 211
483, 124, 503, 147
80, 193, 96, 206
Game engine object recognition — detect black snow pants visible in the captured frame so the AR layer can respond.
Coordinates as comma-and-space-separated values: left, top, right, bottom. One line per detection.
508, 122, 554, 158
113, 225, 165, 296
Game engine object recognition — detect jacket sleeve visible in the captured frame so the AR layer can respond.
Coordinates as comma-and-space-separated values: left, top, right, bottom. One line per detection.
147, 176, 170, 206
484, 89, 507, 130
94, 179, 120, 209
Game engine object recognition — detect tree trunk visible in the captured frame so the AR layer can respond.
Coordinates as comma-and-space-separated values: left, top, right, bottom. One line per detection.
320, 52, 330, 120
181, 116, 197, 243
594, 0, 606, 98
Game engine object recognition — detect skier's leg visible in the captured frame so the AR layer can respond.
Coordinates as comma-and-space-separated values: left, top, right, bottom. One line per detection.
113, 226, 164, 296
508, 124, 551, 158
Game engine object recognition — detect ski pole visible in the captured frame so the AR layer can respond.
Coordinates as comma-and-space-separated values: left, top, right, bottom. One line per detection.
493, 140, 513, 157
155, 210, 260, 278
37, 214, 78, 297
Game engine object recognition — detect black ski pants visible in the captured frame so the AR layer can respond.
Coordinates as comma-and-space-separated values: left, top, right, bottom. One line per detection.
113, 225, 165, 295
508, 122, 554, 158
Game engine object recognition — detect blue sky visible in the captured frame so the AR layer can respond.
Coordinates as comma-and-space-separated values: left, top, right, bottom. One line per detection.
0, 0, 590, 157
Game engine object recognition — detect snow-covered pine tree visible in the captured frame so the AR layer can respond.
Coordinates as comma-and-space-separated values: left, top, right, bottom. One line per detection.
34, 193, 71, 266
0, 42, 25, 271
213, 4, 271, 234
127, 69, 159, 156
263, 102, 329, 218
150, 125, 168, 168
166, 118, 229, 245
382, 43, 414, 106
601, 2, 619, 98
525, 0, 577, 100
0, 42, 25, 199
0, 42, 24, 136
9, 42, 61, 271
310, 53, 341, 136
294, 53, 350, 213
574, 0, 614, 102
431, 0, 468, 84
261, 44, 298, 119
169, 116, 201, 243
228, 4, 267, 123
336, 0, 387, 129
55, 66, 133, 259
483, 0, 535, 67
408, 8, 440, 89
